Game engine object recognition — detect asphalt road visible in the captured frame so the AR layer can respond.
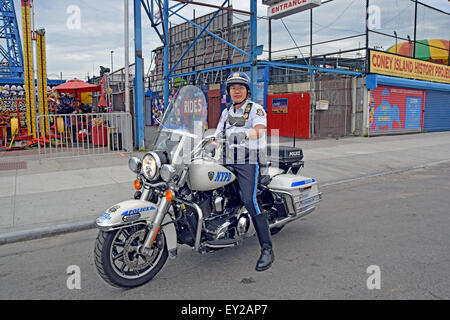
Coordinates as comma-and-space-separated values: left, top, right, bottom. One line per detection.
1, 163, 449, 300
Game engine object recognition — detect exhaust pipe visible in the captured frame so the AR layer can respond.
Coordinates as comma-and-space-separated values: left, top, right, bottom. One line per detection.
269, 206, 315, 229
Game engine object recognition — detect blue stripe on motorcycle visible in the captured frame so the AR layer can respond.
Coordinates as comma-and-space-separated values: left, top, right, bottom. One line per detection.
291, 179, 315, 187
253, 163, 261, 215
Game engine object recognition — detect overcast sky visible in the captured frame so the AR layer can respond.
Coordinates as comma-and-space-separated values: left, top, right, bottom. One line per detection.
10, 0, 450, 81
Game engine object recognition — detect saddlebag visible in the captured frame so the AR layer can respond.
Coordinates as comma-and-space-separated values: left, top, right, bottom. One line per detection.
267, 174, 322, 217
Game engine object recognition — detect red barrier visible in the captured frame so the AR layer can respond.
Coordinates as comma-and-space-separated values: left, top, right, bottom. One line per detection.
91, 125, 108, 146
267, 92, 310, 138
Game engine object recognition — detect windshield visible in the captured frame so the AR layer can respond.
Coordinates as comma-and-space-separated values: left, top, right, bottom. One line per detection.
152, 85, 208, 163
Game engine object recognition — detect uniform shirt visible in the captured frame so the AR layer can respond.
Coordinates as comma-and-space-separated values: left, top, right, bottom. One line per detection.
214, 99, 267, 151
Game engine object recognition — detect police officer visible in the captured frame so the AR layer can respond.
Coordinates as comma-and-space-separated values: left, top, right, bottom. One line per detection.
210, 72, 274, 272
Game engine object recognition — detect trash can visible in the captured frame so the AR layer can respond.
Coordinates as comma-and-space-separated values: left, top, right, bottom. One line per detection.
109, 132, 122, 151
92, 125, 108, 146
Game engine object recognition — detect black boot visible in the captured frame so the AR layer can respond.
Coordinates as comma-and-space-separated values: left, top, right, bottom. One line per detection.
252, 213, 274, 272
256, 244, 274, 272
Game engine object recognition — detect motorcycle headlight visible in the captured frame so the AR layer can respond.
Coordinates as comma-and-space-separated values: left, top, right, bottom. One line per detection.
160, 164, 176, 182
128, 157, 142, 174
141, 152, 161, 181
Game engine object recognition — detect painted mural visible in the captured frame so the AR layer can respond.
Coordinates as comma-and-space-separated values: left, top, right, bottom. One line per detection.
369, 86, 425, 134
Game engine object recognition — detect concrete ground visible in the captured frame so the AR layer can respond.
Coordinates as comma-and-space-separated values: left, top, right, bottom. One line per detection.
0, 159, 448, 299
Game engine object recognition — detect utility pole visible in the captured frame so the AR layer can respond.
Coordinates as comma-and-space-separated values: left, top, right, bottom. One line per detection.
365, 0, 369, 73
268, 18, 272, 61
250, 0, 257, 98
163, 0, 169, 108
110, 50, 114, 73
134, 0, 145, 149
192, 9, 196, 85
124, 0, 130, 113
110, 50, 114, 111
309, 7, 315, 139
413, 0, 418, 58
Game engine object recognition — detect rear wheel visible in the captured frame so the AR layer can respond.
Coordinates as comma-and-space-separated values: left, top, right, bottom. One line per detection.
94, 224, 168, 288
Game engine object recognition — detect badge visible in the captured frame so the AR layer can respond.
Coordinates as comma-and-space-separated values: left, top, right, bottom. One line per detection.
108, 205, 120, 213
256, 108, 266, 117
208, 171, 215, 181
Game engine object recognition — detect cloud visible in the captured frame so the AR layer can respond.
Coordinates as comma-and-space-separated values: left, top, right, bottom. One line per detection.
7, 0, 449, 81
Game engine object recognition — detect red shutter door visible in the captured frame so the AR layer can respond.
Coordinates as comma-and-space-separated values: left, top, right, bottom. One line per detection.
369, 85, 425, 135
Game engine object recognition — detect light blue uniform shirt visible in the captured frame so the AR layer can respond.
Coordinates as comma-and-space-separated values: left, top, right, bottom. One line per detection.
214, 99, 267, 151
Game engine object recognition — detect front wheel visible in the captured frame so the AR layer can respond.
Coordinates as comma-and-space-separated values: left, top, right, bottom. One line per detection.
94, 224, 168, 288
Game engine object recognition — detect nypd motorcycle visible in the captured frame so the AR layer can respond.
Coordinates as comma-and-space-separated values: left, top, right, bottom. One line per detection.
94, 85, 322, 288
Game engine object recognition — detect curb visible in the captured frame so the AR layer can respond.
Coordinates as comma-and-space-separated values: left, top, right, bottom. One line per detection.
0, 220, 96, 245
321, 159, 450, 188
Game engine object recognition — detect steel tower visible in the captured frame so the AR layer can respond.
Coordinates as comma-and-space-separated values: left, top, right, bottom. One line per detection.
0, 0, 24, 78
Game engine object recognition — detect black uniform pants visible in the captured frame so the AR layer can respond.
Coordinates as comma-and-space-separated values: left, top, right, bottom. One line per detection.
228, 163, 273, 249
228, 163, 262, 218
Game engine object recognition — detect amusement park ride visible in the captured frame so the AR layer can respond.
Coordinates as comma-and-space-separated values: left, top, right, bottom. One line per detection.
0, 0, 55, 151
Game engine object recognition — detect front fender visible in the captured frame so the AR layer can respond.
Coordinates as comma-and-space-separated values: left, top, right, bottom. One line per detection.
95, 200, 178, 256
96, 199, 158, 230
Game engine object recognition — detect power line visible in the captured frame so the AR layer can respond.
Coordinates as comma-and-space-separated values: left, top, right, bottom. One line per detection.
279, 18, 309, 65
313, 0, 358, 34
413, 0, 450, 15
312, 21, 364, 35
270, 33, 366, 54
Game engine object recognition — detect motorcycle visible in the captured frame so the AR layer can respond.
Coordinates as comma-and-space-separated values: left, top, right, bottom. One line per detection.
94, 85, 322, 288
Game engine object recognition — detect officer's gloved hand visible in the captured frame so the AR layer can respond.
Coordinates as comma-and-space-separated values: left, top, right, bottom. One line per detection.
228, 132, 248, 145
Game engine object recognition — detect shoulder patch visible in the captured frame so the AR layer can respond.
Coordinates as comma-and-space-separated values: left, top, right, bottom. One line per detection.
255, 108, 266, 117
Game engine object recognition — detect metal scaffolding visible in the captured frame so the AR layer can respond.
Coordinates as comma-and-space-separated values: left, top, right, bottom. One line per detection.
0, 0, 24, 79
134, 0, 365, 141
138, 0, 258, 106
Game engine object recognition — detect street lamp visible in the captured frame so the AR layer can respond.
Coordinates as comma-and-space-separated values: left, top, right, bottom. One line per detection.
393, 31, 398, 54
110, 50, 114, 111
110, 50, 114, 73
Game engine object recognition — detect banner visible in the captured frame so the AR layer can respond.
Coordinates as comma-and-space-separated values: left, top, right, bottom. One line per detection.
369, 50, 450, 84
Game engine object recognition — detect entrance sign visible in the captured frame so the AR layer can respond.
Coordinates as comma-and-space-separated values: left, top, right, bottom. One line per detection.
267, 0, 321, 19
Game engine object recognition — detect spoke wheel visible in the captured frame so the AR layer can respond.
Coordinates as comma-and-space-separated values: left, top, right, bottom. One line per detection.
94, 225, 168, 288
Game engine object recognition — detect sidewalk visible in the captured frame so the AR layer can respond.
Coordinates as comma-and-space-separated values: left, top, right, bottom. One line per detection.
1, 131, 450, 244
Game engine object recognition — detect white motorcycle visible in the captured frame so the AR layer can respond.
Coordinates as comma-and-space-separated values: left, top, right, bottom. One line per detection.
94, 85, 322, 288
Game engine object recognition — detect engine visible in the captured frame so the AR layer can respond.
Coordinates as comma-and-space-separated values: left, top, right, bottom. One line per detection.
202, 187, 240, 241
175, 181, 289, 247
